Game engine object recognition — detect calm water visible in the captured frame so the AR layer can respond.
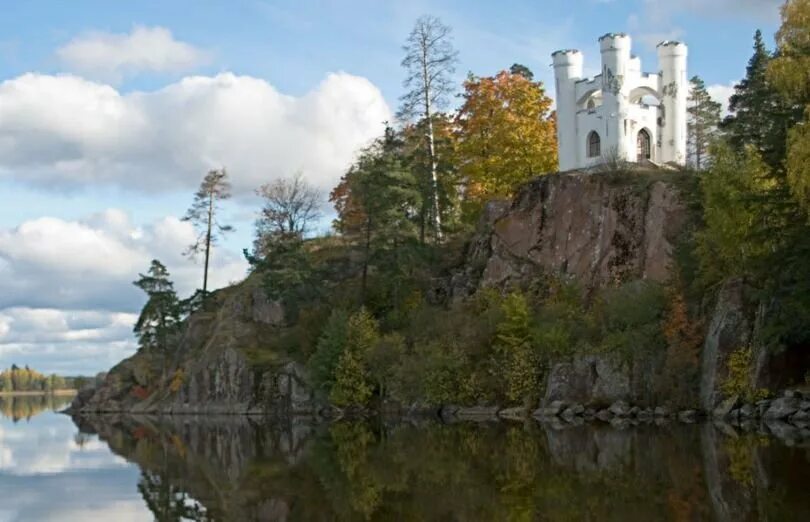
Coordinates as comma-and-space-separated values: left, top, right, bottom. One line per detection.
1, 396, 809, 521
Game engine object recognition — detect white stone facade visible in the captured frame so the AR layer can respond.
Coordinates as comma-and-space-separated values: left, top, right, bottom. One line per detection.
552, 33, 688, 171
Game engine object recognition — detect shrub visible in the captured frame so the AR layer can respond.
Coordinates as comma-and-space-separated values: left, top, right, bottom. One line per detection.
308, 310, 350, 397
721, 347, 768, 402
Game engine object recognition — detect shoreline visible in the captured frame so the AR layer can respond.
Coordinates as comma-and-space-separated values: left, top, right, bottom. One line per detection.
0, 389, 77, 397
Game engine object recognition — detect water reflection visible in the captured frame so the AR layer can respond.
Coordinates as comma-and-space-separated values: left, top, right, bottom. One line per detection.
74, 415, 810, 522
0, 395, 152, 521
0, 393, 73, 422
2, 397, 809, 521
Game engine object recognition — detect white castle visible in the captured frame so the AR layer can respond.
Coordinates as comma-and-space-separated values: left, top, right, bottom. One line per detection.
552, 33, 688, 171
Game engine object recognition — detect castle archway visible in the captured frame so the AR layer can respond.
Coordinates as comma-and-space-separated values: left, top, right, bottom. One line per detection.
637, 128, 652, 161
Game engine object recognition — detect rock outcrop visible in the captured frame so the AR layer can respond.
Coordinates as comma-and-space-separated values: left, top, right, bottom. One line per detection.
452, 171, 687, 298
72, 276, 321, 418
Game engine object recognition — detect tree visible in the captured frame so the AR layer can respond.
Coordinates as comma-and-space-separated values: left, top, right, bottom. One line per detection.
254, 172, 322, 255
509, 63, 534, 80
331, 127, 421, 302
399, 15, 459, 241
133, 260, 181, 374
308, 309, 350, 397
183, 168, 234, 294
1, 371, 12, 392
494, 292, 538, 407
455, 69, 557, 216
329, 309, 379, 407
769, 0, 810, 107
721, 30, 800, 171
400, 113, 460, 242
769, 0, 810, 210
687, 76, 722, 170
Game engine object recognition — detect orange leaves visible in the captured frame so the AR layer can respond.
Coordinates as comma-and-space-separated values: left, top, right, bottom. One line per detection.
455, 70, 558, 209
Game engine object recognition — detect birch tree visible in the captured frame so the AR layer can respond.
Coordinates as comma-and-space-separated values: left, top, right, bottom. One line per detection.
182, 168, 233, 294
399, 15, 458, 242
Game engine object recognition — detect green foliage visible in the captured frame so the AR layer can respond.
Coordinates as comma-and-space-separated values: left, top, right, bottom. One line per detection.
308, 309, 350, 397
133, 260, 181, 357
245, 237, 322, 321
687, 75, 722, 170
329, 309, 380, 407
182, 168, 234, 293
330, 348, 373, 408
495, 292, 539, 406
721, 347, 769, 402
591, 281, 667, 360
721, 30, 802, 171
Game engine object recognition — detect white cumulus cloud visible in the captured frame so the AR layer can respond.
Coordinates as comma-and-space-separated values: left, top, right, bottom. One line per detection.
707, 83, 736, 116
56, 25, 209, 82
0, 209, 248, 312
0, 209, 250, 374
0, 71, 391, 195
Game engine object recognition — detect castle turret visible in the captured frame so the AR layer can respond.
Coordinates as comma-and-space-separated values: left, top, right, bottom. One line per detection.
599, 33, 632, 160
657, 41, 688, 164
552, 49, 583, 171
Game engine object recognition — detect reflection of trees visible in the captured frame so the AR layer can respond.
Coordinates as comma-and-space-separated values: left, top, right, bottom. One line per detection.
0, 394, 72, 422
78, 415, 810, 522
138, 469, 208, 522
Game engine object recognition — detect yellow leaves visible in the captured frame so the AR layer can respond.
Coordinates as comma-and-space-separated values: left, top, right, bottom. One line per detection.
456, 70, 558, 213
769, 0, 810, 103
169, 368, 185, 394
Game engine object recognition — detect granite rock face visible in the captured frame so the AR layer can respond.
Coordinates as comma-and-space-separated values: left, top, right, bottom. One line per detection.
699, 279, 753, 412
73, 279, 321, 418
543, 354, 632, 407
453, 172, 687, 298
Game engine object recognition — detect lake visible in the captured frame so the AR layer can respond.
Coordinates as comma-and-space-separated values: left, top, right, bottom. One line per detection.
1, 395, 809, 521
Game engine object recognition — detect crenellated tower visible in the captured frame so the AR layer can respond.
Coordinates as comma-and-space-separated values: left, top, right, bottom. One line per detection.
552, 33, 688, 171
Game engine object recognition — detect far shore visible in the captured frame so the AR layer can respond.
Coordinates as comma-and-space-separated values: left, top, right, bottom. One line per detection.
0, 389, 77, 397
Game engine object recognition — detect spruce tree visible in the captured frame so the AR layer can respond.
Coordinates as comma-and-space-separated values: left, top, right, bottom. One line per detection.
687, 76, 722, 170
722, 30, 801, 171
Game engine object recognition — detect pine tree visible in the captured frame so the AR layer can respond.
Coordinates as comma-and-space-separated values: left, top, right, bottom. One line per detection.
687, 76, 722, 170
133, 260, 181, 375
330, 127, 422, 303
183, 168, 234, 294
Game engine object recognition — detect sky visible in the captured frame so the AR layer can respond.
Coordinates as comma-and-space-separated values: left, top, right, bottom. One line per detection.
0, 0, 785, 375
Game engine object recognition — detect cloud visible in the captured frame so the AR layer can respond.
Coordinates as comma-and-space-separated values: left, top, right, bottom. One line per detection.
56, 26, 208, 83
0, 209, 248, 312
707, 83, 736, 116
0, 209, 249, 374
0, 71, 390, 196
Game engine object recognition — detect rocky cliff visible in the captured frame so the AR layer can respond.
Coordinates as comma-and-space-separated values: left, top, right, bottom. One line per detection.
73, 167, 805, 419
450, 170, 688, 299
72, 276, 321, 417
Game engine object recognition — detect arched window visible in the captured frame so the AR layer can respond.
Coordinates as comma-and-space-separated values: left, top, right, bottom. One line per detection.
587, 98, 596, 110
637, 129, 651, 161
587, 131, 601, 158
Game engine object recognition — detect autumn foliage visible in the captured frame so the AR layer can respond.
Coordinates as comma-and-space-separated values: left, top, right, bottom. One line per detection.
456, 70, 557, 212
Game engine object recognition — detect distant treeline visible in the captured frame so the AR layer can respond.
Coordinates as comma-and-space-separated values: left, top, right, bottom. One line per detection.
0, 364, 89, 392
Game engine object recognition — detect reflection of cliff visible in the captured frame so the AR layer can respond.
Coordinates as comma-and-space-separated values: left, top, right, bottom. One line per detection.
75, 416, 810, 521
0, 394, 73, 421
